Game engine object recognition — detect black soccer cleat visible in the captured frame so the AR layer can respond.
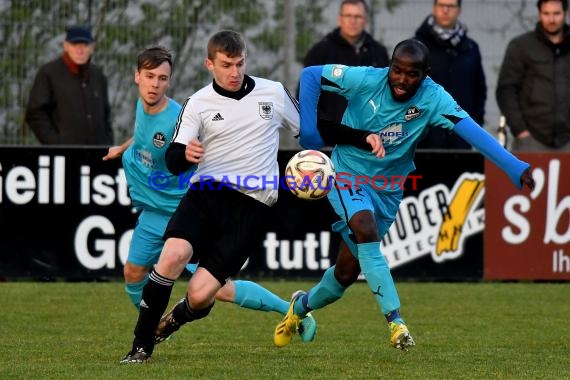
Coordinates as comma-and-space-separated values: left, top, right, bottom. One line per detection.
155, 298, 185, 344
120, 347, 151, 364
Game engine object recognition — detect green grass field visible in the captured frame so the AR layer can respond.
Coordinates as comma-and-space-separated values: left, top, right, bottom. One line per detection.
0, 281, 568, 379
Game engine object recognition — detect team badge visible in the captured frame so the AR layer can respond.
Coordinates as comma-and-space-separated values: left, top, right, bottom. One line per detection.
259, 102, 274, 120
405, 106, 421, 121
153, 132, 166, 148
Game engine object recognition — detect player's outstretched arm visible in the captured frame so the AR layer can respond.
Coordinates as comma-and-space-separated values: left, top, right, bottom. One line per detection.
102, 137, 133, 161
453, 117, 535, 190
299, 65, 325, 149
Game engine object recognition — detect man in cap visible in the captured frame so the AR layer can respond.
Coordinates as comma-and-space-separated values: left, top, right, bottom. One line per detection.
26, 25, 113, 145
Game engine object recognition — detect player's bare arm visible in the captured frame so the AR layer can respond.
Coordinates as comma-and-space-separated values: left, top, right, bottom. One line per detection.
102, 137, 133, 160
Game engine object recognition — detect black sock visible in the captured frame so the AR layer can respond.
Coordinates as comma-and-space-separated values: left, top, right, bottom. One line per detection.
172, 297, 214, 324
132, 270, 175, 353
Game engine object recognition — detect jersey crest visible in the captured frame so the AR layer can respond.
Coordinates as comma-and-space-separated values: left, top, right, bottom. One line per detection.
153, 132, 167, 148
405, 106, 421, 121
259, 102, 273, 120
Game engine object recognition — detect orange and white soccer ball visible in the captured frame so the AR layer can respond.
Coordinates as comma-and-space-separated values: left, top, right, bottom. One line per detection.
284, 150, 335, 200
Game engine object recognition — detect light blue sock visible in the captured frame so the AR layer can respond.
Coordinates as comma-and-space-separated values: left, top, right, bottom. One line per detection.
125, 274, 148, 310
233, 280, 289, 314
358, 242, 401, 316
294, 266, 346, 317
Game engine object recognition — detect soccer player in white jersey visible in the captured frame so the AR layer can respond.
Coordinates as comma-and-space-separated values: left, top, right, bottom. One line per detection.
105, 47, 316, 345
273, 39, 536, 351
119, 31, 304, 364
106, 47, 315, 363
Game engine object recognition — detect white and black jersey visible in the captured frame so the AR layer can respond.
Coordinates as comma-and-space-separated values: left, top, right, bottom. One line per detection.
170, 75, 299, 206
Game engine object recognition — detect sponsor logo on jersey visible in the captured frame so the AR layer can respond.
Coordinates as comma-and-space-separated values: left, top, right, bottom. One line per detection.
380, 123, 409, 145
404, 106, 421, 121
135, 149, 156, 169
212, 113, 224, 121
259, 102, 274, 120
153, 132, 166, 148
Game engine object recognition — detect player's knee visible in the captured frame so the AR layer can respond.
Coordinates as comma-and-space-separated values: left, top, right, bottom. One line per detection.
123, 262, 147, 283
187, 285, 217, 309
160, 243, 192, 270
350, 213, 378, 243
334, 264, 359, 287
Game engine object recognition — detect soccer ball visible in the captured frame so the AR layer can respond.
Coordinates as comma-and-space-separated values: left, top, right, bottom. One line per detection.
284, 150, 335, 200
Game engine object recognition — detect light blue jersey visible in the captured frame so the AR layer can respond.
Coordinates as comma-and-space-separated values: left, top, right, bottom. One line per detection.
122, 98, 194, 268
321, 64, 469, 192
291, 62, 531, 336
123, 98, 193, 214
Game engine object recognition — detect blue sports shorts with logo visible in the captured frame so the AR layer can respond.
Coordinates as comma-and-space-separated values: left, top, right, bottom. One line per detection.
327, 179, 402, 257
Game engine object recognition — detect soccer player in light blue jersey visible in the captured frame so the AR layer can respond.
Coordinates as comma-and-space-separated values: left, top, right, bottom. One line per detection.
274, 39, 535, 351
103, 47, 316, 363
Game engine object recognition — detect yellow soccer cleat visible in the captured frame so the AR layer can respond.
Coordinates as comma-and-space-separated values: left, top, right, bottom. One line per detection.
273, 291, 304, 347
389, 322, 415, 352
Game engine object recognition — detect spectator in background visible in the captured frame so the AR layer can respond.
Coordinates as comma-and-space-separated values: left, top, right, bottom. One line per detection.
302, 0, 389, 123
25, 25, 113, 145
496, 0, 570, 151
415, 0, 487, 150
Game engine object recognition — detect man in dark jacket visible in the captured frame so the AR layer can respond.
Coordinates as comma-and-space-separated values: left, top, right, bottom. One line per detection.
26, 26, 113, 145
496, 0, 570, 151
302, 0, 389, 123
415, 0, 487, 150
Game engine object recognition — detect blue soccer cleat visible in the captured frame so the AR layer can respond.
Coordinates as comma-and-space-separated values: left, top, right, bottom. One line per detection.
298, 312, 317, 343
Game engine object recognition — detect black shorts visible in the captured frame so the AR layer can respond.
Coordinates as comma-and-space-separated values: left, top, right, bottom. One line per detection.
164, 181, 270, 285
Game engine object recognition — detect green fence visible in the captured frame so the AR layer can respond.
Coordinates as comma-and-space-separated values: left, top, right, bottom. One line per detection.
0, 0, 538, 146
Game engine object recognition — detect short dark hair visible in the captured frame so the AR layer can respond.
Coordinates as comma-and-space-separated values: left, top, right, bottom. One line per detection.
137, 46, 172, 73
340, 0, 369, 14
207, 30, 246, 60
433, 0, 462, 6
537, 0, 568, 11
392, 38, 431, 71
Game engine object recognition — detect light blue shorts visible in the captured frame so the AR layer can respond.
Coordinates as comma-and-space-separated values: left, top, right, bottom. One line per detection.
328, 181, 402, 257
128, 209, 198, 274
127, 210, 169, 267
